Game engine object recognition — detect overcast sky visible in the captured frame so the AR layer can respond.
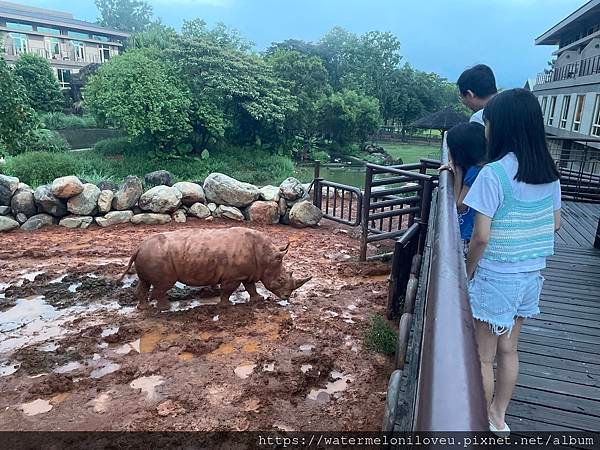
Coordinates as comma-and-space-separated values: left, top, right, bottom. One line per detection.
20, 0, 586, 88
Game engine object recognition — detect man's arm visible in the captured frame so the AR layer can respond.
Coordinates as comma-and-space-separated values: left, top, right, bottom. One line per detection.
554, 209, 561, 232
466, 213, 492, 279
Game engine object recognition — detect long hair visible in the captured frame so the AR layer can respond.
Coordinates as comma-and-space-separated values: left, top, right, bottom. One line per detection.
483, 88, 559, 184
446, 122, 487, 176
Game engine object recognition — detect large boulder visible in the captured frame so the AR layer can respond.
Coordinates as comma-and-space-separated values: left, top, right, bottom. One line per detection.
51, 176, 84, 199
11, 188, 37, 219
144, 170, 174, 187
246, 201, 280, 225
138, 186, 182, 214
112, 176, 143, 211
59, 216, 94, 229
21, 214, 56, 231
0, 175, 19, 206
173, 182, 205, 206
216, 205, 244, 221
95, 211, 134, 227
96, 180, 119, 192
188, 202, 211, 219
258, 185, 280, 203
97, 190, 114, 214
280, 177, 308, 202
0, 216, 19, 232
67, 183, 101, 216
289, 200, 323, 228
0, 206, 11, 216
34, 185, 67, 217
131, 213, 172, 225
203, 173, 259, 208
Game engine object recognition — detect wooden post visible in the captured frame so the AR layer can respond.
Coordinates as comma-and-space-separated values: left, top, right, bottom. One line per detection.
313, 160, 322, 209
360, 166, 374, 261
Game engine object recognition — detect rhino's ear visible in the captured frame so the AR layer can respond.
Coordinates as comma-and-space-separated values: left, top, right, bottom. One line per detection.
279, 242, 290, 254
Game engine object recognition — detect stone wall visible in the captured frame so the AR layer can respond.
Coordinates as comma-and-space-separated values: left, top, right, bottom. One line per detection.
0, 171, 323, 233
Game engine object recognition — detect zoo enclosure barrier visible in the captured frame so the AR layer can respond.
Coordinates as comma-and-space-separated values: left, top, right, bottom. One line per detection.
383, 135, 488, 433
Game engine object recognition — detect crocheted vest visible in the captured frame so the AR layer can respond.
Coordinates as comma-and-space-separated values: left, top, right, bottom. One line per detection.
483, 161, 555, 262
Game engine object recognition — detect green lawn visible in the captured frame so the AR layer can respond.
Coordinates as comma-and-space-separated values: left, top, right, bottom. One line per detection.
380, 143, 440, 164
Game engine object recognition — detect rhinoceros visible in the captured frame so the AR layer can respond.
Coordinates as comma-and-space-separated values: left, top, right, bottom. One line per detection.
121, 227, 311, 310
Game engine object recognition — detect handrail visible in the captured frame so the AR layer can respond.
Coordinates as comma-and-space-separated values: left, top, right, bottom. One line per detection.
413, 134, 488, 431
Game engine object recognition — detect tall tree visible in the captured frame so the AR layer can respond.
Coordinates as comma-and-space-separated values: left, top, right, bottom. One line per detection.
14, 54, 64, 113
182, 19, 253, 52
95, 0, 152, 33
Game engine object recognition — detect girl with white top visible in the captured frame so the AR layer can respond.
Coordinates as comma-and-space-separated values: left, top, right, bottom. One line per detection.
464, 88, 561, 435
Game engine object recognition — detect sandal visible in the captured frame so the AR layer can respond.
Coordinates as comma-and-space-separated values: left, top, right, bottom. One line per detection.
489, 420, 510, 437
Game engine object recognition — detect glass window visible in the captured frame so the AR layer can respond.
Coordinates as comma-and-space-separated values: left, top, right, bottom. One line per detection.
9, 33, 28, 54
572, 95, 586, 132
6, 22, 33, 31
68, 31, 90, 40
590, 95, 600, 137
47, 37, 60, 57
559, 95, 571, 129
57, 69, 71, 88
100, 44, 111, 63
547, 96, 557, 126
93, 34, 110, 42
73, 41, 85, 60
541, 97, 548, 117
37, 26, 61, 35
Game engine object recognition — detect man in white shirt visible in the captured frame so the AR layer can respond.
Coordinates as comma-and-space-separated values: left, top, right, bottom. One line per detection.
457, 64, 498, 126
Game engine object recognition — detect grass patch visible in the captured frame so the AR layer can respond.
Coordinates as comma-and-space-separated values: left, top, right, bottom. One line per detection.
364, 314, 397, 355
380, 143, 440, 164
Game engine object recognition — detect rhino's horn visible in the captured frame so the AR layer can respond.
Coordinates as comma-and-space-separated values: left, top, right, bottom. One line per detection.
279, 242, 290, 253
294, 276, 312, 289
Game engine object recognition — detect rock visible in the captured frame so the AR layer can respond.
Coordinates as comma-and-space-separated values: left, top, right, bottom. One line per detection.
95, 211, 134, 227
112, 176, 143, 211
0, 175, 19, 206
246, 201, 280, 225
67, 184, 101, 216
173, 209, 187, 223
289, 200, 323, 228
203, 173, 259, 208
0, 216, 19, 232
11, 188, 37, 219
207, 203, 217, 213
258, 185, 280, 202
97, 190, 114, 214
216, 205, 244, 221
34, 185, 67, 217
188, 202, 211, 219
96, 180, 119, 192
205, 216, 214, 222
51, 176, 84, 199
131, 213, 172, 225
280, 211, 290, 225
173, 182, 205, 206
21, 214, 55, 231
18, 182, 31, 190
59, 216, 94, 229
0, 206, 11, 215
279, 177, 307, 202
16, 213, 27, 224
132, 206, 143, 215
144, 170, 174, 187
278, 197, 288, 215
138, 186, 182, 214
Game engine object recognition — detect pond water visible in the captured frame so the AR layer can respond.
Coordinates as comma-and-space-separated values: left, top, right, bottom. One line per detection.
298, 157, 366, 189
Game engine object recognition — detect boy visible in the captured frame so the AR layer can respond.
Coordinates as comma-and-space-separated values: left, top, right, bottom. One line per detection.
457, 64, 497, 126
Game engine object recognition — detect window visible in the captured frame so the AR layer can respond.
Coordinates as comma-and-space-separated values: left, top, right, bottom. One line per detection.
547, 96, 557, 126
68, 31, 90, 40
541, 97, 548, 117
57, 69, 71, 88
37, 26, 60, 35
46, 37, 60, 58
590, 94, 600, 137
559, 95, 571, 129
100, 44, 111, 63
572, 95, 586, 132
93, 34, 110, 42
73, 41, 85, 60
6, 22, 33, 31
9, 33, 28, 55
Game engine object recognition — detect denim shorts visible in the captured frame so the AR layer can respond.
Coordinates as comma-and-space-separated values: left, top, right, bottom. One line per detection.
468, 267, 543, 336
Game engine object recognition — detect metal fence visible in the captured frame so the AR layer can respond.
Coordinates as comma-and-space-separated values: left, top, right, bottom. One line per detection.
536, 54, 600, 85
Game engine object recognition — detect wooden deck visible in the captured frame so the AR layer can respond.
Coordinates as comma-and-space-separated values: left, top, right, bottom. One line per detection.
507, 201, 600, 432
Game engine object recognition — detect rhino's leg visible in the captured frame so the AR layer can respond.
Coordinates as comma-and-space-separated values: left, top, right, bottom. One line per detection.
243, 282, 265, 302
153, 284, 173, 311
220, 281, 240, 303
136, 279, 151, 310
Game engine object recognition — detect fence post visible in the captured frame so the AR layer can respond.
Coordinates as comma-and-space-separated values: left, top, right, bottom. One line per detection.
360, 166, 373, 261
313, 160, 322, 209
595, 217, 600, 250
417, 179, 434, 253
387, 237, 418, 319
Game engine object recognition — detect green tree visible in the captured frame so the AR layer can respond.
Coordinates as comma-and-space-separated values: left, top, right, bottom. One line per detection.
318, 90, 380, 146
127, 21, 178, 50
0, 58, 37, 155
95, 0, 152, 33
14, 54, 64, 113
182, 19, 254, 52
84, 49, 192, 150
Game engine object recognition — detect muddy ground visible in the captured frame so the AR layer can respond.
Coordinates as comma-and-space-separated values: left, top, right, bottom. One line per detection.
0, 218, 393, 431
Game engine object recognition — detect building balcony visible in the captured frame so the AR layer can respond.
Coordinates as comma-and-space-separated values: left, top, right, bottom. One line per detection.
536, 54, 600, 88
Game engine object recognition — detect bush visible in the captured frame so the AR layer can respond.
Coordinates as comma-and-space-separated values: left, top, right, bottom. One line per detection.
364, 315, 397, 355
14, 54, 64, 113
94, 137, 143, 156
40, 112, 98, 130
29, 129, 71, 153
309, 149, 330, 163
4, 152, 81, 187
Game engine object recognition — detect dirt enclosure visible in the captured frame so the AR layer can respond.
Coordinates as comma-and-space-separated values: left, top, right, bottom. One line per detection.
0, 218, 393, 431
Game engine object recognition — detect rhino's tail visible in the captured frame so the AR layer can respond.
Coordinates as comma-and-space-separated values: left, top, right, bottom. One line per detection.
119, 248, 139, 281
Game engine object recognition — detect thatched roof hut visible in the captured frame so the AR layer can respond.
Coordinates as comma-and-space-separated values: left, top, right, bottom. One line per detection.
411, 107, 470, 132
